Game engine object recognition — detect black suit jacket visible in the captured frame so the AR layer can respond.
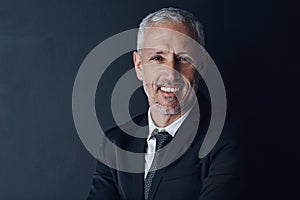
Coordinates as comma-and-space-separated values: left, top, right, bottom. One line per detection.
87, 95, 243, 200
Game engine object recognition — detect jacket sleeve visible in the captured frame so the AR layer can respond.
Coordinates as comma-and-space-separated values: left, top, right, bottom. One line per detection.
87, 160, 121, 200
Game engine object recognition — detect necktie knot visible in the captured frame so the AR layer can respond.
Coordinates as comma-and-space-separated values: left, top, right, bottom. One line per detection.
153, 130, 172, 150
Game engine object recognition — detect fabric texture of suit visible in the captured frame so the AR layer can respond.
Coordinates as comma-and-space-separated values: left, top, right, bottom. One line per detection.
87, 93, 243, 200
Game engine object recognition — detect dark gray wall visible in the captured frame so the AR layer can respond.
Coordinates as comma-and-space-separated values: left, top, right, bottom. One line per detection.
0, 0, 299, 199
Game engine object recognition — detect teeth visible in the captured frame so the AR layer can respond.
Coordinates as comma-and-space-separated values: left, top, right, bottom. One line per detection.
160, 86, 179, 93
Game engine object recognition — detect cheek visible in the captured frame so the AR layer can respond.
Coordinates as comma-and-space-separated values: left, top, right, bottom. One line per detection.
180, 71, 197, 85
142, 69, 165, 85
143, 84, 158, 95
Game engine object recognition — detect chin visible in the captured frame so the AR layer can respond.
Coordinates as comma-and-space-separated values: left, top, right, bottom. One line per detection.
152, 103, 182, 115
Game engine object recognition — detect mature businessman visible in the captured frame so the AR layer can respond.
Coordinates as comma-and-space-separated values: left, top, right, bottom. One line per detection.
87, 7, 242, 200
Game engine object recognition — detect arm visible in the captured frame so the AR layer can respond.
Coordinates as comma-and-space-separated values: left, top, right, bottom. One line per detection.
199, 140, 245, 200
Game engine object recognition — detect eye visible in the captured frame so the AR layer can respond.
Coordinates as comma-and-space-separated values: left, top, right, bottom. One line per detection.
150, 55, 163, 61
176, 56, 193, 64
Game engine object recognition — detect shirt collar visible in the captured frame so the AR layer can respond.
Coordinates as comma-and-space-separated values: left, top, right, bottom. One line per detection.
147, 107, 193, 141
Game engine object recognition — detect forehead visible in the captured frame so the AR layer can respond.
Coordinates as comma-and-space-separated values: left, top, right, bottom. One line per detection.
142, 22, 199, 54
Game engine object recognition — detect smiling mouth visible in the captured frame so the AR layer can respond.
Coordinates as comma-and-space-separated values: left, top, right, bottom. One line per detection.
160, 86, 180, 93
157, 86, 181, 98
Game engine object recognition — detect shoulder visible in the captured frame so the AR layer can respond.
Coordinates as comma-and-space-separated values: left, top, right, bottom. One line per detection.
105, 112, 148, 153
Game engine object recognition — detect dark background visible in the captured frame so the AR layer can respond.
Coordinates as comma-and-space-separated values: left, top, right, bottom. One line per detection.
0, 0, 299, 199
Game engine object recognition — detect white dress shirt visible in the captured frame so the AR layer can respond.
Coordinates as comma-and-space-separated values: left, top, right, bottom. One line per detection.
144, 107, 192, 178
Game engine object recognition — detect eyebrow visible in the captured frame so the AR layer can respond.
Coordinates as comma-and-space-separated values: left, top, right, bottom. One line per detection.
177, 52, 190, 55
153, 50, 166, 54
148, 50, 190, 55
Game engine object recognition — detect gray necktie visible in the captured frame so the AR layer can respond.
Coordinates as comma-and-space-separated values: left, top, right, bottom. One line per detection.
144, 130, 172, 200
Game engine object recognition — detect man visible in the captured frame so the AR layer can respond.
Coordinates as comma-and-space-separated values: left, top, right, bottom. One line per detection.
87, 7, 242, 200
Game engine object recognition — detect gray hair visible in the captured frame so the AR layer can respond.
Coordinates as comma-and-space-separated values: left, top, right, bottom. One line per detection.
137, 7, 205, 52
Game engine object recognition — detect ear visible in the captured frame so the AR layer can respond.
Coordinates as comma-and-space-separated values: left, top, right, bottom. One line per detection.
133, 51, 143, 81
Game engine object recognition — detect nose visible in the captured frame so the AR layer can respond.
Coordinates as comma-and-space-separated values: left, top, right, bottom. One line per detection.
165, 54, 179, 82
